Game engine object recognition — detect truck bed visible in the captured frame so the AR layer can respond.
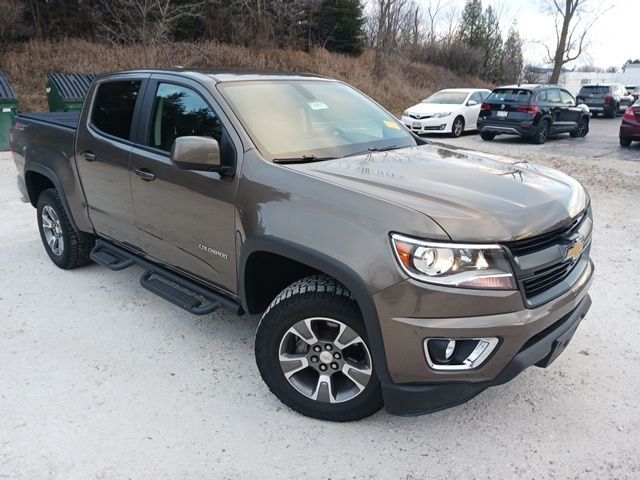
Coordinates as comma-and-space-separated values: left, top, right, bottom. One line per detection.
17, 111, 79, 130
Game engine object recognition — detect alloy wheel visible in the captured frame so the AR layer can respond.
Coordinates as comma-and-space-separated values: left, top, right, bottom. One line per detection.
278, 317, 372, 403
41, 205, 64, 256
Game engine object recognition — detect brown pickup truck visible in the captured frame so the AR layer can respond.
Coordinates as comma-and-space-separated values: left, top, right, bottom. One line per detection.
10, 69, 593, 421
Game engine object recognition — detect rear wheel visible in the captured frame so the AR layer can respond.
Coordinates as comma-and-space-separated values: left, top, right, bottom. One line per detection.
570, 117, 589, 137
255, 275, 383, 421
37, 189, 94, 269
531, 120, 550, 144
606, 105, 617, 118
620, 137, 632, 147
451, 116, 464, 137
480, 131, 495, 141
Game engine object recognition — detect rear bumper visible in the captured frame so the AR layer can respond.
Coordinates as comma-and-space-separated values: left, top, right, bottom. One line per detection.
383, 294, 592, 415
620, 123, 640, 140
477, 120, 536, 137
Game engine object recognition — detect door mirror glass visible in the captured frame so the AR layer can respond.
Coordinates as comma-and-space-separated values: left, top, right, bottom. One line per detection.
467, 100, 477, 106
170, 136, 229, 173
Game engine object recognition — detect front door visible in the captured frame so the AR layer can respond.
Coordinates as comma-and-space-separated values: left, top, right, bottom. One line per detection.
556, 89, 582, 131
75, 76, 146, 247
129, 76, 239, 293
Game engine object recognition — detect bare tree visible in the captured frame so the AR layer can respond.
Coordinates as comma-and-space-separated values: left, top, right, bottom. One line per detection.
0, 0, 26, 44
544, 0, 610, 84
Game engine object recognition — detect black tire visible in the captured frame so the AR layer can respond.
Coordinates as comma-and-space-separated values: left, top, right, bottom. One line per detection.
620, 137, 632, 147
606, 105, 617, 118
255, 275, 383, 421
570, 117, 589, 138
480, 131, 495, 141
37, 188, 94, 269
531, 119, 550, 144
451, 116, 465, 137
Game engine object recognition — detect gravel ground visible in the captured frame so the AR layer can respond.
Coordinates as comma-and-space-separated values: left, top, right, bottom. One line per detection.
1, 144, 640, 479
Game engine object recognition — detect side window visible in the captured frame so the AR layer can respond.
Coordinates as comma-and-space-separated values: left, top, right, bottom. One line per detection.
536, 90, 548, 102
149, 83, 221, 152
559, 90, 575, 105
470, 92, 483, 104
91, 80, 141, 140
546, 89, 562, 103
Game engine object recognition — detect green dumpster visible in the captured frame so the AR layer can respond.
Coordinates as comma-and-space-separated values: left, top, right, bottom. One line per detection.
0, 73, 19, 151
46, 73, 95, 112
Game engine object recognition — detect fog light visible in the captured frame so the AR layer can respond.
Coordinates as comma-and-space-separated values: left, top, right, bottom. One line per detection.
424, 337, 499, 371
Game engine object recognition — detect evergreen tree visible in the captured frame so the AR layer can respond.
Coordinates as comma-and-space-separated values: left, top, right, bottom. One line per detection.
314, 0, 365, 56
458, 0, 486, 48
502, 25, 524, 83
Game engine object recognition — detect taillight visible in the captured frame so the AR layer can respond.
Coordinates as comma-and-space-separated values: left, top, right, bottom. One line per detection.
623, 108, 638, 121
480, 103, 491, 112
605, 95, 613, 105
516, 105, 541, 114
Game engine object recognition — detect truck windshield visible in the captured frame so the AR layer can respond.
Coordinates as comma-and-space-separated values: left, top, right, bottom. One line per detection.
218, 80, 416, 161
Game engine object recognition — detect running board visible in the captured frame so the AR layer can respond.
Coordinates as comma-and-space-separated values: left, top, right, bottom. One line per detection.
90, 239, 243, 315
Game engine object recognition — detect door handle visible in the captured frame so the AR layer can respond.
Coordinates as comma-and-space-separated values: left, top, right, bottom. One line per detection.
134, 167, 156, 181
80, 150, 96, 161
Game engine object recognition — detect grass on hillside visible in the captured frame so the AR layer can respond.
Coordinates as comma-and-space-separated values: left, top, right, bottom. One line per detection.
1, 39, 487, 115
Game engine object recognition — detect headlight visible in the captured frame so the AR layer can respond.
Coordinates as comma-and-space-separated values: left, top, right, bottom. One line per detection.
402, 110, 410, 117
433, 112, 451, 118
391, 233, 516, 289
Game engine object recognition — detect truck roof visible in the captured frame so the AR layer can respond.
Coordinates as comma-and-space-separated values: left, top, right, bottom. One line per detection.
97, 68, 333, 84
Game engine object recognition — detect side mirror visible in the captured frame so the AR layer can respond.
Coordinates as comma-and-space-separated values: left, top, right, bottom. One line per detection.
467, 100, 478, 106
577, 99, 584, 105
170, 136, 232, 174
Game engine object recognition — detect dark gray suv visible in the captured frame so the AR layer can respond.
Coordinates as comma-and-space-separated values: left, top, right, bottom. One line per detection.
577, 83, 635, 118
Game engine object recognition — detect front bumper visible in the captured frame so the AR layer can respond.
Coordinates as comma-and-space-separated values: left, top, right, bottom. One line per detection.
402, 115, 451, 134
375, 257, 593, 415
382, 294, 591, 415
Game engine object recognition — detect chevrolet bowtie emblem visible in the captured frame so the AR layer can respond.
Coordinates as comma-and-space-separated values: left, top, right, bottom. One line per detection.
566, 239, 584, 261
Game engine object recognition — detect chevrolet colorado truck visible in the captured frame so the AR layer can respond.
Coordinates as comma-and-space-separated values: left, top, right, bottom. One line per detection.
10, 70, 593, 421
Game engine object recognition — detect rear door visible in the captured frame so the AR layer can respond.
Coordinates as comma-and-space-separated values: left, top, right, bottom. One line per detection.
129, 74, 240, 293
75, 74, 148, 247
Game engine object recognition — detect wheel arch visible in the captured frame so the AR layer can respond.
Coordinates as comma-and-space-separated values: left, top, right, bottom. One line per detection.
240, 236, 392, 384
24, 162, 80, 233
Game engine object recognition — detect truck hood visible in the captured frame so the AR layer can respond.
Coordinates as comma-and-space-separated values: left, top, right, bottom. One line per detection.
287, 144, 589, 242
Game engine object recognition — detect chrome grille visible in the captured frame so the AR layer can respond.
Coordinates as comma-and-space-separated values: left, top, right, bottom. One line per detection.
503, 214, 583, 257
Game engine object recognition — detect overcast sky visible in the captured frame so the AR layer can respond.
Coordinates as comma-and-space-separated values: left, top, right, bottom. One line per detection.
373, 0, 634, 70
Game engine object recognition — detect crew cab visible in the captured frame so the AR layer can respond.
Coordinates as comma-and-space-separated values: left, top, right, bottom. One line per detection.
11, 70, 593, 421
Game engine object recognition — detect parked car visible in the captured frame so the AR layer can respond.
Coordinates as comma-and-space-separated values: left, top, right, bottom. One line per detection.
11, 70, 593, 421
401, 88, 491, 137
477, 84, 590, 144
620, 100, 640, 147
626, 85, 640, 102
576, 83, 634, 118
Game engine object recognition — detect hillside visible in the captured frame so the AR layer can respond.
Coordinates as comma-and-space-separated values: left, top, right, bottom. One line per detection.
1, 40, 487, 115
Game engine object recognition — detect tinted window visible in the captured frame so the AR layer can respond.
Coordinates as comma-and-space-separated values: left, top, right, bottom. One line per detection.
149, 83, 221, 152
579, 85, 611, 95
546, 89, 562, 103
485, 89, 532, 103
91, 80, 141, 140
559, 90, 575, 105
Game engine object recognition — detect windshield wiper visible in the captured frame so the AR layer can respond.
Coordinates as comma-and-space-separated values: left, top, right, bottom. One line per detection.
273, 155, 336, 164
343, 145, 400, 158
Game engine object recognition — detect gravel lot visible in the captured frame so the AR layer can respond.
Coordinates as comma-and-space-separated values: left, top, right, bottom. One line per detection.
2, 122, 640, 479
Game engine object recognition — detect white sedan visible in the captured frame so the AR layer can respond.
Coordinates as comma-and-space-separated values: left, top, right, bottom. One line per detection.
401, 88, 491, 137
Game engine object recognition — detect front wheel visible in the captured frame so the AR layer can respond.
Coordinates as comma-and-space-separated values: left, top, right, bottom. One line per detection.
570, 117, 589, 137
255, 275, 383, 421
451, 116, 465, 137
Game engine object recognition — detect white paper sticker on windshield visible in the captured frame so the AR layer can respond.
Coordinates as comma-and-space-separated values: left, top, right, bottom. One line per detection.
308, 101, 329, 110
2, 108, 10, 113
